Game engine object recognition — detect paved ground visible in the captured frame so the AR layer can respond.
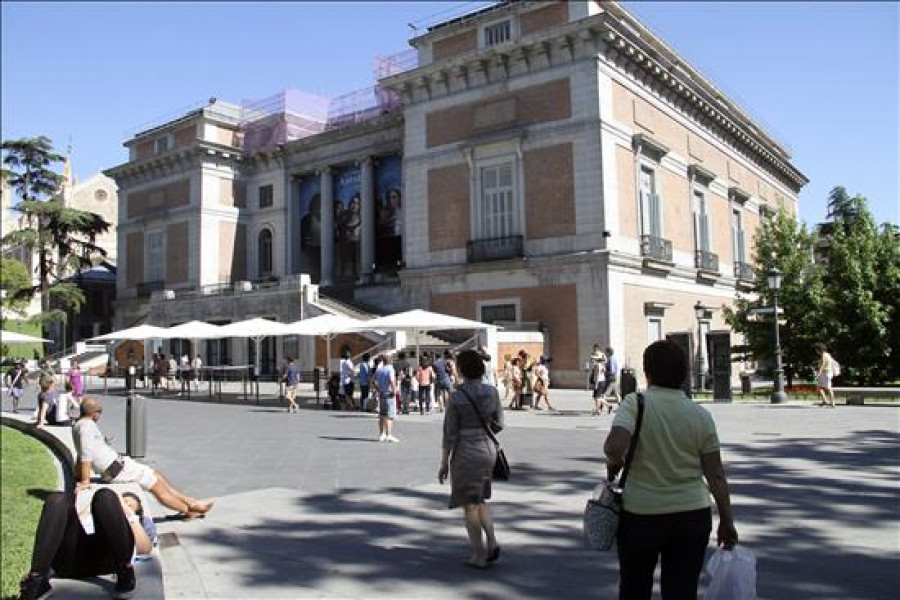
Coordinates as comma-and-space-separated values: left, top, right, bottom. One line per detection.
5, 383, 899, 599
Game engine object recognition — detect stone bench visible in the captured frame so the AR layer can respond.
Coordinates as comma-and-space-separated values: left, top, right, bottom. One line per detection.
1, 412, 166, 599
834, 388, 900, 406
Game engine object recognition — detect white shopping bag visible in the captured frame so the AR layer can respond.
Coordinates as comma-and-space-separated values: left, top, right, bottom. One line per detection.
704, 545, 757, 600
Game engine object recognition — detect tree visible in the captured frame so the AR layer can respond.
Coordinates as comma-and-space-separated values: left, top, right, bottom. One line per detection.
0, 257, 32, 319
821, 196, 894, 384
874, 224, 900, 381
826, 185, 867, 224
724, 210, 825, 386
1, 136, 110, 342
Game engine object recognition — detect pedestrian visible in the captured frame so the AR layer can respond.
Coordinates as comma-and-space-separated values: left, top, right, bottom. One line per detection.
191, 353, 203, 392
517, 349, 535, 407
533, 356, 555, 410
281, 357, 301, 413
167, 355, 177, 391
438, 349, 504, 569
397, 351, 413, 414
603, 340, 738, 599
372, 354, 399, 442
5, 360, 28, 413
18, 487, 156, 600
358, 353, 372, 411
499, 354, 515, 407
603, 346, 620, 407
415, 356, 435, 414
59, 381, 81, 422
68, 360, 84, 402
74, 397, 215, 517
434, 350, 454, 412
589, 346, 609, 416
507, 357, 523, 410
814, 342, 837, 408
36, 378, 67, 428
339, 349, 355, 410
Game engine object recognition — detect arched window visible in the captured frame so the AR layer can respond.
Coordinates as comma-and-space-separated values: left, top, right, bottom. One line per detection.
258, 229, 273, 277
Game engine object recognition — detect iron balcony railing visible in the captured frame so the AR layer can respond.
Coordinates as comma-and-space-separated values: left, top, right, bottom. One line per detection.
734, 261, 755, 281
640, 235, 673, 263
695, 250, 719, 272
467, 235, 524, 263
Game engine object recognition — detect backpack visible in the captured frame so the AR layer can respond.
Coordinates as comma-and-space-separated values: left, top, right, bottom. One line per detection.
832, 359, 841, 377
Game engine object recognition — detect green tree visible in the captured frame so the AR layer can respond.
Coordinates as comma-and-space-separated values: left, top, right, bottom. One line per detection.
821, 196, 894, 384
874, 224, 900, 381
0, 257, 32, 319
724, 210, 825, 386
826, 185, 867, 224
1, 137, 110, 342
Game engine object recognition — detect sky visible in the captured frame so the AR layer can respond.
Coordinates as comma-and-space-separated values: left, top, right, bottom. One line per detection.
2, 1, 897, 227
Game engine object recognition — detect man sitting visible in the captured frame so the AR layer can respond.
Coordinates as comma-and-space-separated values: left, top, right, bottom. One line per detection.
74, 398, 214, 517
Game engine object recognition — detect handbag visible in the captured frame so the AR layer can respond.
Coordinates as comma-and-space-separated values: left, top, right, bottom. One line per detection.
584, 393, 644, 551
100, 457, 126, 483
459, 387, 510, 481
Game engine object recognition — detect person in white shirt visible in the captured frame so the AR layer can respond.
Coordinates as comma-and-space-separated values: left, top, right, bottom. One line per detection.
73, 398, 214, 517
191, 354, 203, 392
57, 381, 81, 423
339, 350, 356, 410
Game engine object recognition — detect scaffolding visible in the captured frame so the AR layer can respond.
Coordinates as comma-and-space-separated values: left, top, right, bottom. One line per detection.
239, 89, 330, 152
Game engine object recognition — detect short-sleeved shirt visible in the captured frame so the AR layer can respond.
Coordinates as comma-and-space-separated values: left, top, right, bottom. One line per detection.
358, 362, 371, 386
73, 418, 119, 473
38, 391, 60, 424
373, 365, 396, 396
340, 359, 355, 386
284, 364, 301, 386
613, 386, 720, 515
606, 356, 619, 379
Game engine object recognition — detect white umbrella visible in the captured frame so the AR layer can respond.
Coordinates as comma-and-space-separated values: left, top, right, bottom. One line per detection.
285, 314, 367, 374
89, 324, 169, 342
163, 321, 225, 339
217, 318, 288, 375
1, 330, 51, 343
349, 309, 497, 359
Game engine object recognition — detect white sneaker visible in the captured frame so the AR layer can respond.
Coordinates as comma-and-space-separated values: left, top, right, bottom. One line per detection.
379, 433, 387, 442
387, 435, 400, 443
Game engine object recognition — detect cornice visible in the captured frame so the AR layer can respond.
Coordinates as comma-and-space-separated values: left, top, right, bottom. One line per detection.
104, 141, 243, 187
382, 9, 807, 192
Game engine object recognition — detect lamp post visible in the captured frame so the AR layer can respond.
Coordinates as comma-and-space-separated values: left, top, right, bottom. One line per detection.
693, 301, 706, 392
768, 267, 787, 404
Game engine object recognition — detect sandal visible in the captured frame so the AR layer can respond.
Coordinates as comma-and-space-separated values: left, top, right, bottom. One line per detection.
487, 546, 501, 563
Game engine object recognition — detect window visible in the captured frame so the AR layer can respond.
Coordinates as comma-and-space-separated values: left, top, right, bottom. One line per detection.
484, 20, 512, 46
647, 317, 663, 344
732, 209, 746, 263
258, 229, 273, 277
480, 303, 518, 325
639, 166, 662, 238
154, 136, 169, 154
693, 190, 711, 253
258, 184, 273, 209
480, 162, 516, 240
146, 231, 164, 283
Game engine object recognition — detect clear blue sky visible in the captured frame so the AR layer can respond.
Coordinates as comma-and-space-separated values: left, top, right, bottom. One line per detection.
2, 1, 897, 226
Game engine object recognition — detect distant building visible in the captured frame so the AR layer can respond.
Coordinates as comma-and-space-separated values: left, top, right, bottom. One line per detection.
106, 1, 807, 385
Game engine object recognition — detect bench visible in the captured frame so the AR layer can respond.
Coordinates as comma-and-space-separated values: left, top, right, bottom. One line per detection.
836, 387, 900, 406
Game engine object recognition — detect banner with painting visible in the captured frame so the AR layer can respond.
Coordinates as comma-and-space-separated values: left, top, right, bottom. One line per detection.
298, 175, 321, 280
374, 155, 402, 271
333, 167, 361, 279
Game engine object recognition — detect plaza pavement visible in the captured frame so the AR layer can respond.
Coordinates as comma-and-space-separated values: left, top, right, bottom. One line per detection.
5, 384, 899, 599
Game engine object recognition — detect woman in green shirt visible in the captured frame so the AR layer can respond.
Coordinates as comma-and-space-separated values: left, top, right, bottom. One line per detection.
604, 340, 738, 599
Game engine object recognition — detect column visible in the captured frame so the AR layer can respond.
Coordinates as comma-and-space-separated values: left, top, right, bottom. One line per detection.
359, 156, 375, 283
319, 167, 333, 286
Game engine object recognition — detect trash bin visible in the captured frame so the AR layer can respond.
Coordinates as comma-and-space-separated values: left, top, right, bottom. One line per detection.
620, 368, 637, 398
126, 393, 147, 458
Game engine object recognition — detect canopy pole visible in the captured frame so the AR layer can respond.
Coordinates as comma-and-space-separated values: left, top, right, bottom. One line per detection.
415, 329, 420, 362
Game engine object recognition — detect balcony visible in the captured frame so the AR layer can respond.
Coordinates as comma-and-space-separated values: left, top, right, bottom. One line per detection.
695, 250, 719, 273
136, 281, 164, 298
640, 235, 673, 263
467, 235, 524, 263
734, 261, 755, 281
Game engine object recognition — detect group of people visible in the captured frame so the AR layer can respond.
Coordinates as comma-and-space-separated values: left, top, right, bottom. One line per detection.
498, 349, 555, 411
149, 352, 202, 393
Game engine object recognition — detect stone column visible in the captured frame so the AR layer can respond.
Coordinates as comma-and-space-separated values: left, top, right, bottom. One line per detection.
359, 156, 375, 283
319, 167, 334, 286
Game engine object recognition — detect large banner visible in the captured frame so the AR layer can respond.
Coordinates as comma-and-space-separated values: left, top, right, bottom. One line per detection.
299, 176, 321, 248
333, 167, 361, 278
374, 156, 402, 270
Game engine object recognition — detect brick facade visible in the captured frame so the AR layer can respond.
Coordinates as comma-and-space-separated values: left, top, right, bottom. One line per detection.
524, 142, 576, 239
427, 163, 470, 251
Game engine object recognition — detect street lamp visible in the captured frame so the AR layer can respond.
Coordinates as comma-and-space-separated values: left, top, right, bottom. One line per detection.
694, 301, 707, 392
768, 267, 787, 404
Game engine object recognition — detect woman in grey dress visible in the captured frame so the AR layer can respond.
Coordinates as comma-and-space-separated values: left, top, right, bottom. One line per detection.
438, 350, 504, 568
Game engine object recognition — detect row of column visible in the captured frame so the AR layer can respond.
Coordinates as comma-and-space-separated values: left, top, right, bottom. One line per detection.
319, 157, 375, 286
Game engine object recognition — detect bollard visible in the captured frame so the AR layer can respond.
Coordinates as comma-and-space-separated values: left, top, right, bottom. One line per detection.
126, 393, 147, 458
620, 368, 637, 398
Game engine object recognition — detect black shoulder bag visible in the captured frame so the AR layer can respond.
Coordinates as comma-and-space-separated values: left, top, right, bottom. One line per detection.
459, 387, 510, 481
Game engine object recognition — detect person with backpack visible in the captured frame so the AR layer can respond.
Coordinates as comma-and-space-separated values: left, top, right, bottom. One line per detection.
5, 360, 28, 413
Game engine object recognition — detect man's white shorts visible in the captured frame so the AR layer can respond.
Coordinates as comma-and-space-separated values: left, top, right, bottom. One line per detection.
111, 456, 158, 490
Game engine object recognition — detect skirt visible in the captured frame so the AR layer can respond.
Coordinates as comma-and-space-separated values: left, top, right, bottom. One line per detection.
449, 432, 497, 509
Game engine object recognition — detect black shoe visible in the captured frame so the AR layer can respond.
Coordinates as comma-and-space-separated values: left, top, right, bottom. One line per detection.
114, 566, 135, 599
487, 545, 501, 563
19, 572, 52, 600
